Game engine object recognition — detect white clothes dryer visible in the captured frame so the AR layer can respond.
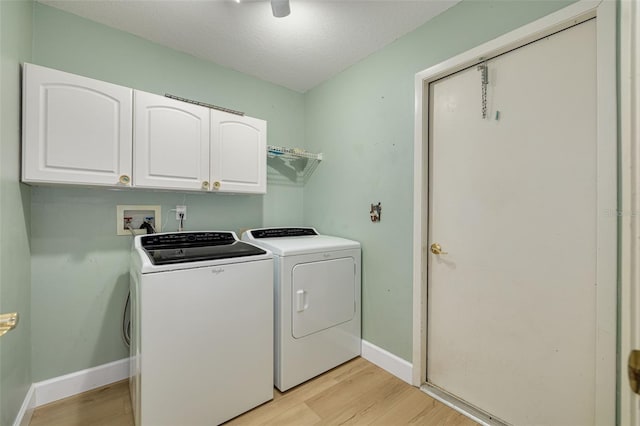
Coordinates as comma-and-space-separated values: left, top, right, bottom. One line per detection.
242, 227, 361, 391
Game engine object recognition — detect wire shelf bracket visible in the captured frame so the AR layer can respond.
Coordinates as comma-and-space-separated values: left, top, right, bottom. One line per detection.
266, 145, 323, 185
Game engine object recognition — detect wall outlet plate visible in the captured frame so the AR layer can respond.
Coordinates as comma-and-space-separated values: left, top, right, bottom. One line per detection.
116, 205, 161, 236
175, 205, 187, 220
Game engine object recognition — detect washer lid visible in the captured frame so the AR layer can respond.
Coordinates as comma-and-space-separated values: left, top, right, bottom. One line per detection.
242, 227, 360, 256
143, 241, 266, 265
139, 231, 266, 265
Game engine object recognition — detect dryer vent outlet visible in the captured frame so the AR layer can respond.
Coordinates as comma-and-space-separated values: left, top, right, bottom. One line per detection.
370, 202, 381, 222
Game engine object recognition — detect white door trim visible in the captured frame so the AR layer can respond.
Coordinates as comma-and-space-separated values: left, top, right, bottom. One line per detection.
412, 1, 617, 424
619, 1, 640, 425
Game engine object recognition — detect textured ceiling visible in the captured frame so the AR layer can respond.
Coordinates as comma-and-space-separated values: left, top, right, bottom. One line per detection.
38, 0, 460, 93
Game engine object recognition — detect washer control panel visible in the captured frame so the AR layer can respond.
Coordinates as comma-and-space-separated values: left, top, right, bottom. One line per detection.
141, 232, 236, 249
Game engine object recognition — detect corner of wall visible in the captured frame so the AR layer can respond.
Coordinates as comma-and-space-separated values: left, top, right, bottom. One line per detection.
0, 0, 34, 425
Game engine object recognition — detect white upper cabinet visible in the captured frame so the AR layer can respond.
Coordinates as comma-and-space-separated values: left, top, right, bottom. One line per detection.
210, 110, 267, 194
134, 91, 210, 191
22, 63, 133, 187
135, 93, 266, 193
22, 64, 268, 194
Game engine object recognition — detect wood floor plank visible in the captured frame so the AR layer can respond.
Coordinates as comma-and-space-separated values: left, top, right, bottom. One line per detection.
227, 362, 343, 425
316, 375, 412, 425
29, 358, 479, 426
30, 381, 134, 426
320, 356, 372, 383
228, 357, 372, 426
260, 402, 321, 426
370, 387, 477, 426
304, 363, 391, 419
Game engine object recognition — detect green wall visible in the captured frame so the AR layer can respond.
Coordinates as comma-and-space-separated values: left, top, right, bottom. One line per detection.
0, 0, 33, 424
30, 3, 305, 381
303, 0, 574, 361
26, 0, 577, 384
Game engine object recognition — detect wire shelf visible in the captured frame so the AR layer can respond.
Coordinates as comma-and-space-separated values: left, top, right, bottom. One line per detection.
267, 145, 323, 184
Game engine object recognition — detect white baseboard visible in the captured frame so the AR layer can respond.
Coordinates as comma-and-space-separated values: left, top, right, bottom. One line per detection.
34, 358, 130, 407
12, 384, 36, 426
361, 340, 413, 384
15, 346, 408, 420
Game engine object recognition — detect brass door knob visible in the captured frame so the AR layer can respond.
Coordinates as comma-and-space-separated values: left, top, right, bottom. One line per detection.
430, 243, 448, 255
213, 181, 221, 190
202, 181, 210, 190
119, 175, 131, 185
0, 312, 18, 338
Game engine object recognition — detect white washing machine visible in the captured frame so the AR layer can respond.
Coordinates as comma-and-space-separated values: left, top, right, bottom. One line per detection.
242, 227, 361, 391
130, 231, 273, 426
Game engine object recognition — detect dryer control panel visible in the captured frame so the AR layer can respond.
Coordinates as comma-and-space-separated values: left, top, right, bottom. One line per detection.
250, 228, 318, 239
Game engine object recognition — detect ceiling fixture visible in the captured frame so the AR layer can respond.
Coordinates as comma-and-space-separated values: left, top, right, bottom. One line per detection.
271, 0, 290, 18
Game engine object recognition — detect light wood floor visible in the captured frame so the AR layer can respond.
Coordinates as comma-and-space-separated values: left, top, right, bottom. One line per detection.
30, 357, 477, 426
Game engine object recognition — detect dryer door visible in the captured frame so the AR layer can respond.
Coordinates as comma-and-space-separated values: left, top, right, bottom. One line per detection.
291, 257, 356, 338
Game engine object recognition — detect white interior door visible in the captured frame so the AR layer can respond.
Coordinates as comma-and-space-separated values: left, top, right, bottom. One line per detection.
427, 20, 600, 425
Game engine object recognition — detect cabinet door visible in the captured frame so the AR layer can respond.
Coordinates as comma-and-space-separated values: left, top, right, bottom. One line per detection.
22, 63, 133, 187
210, 110, 266, 194
134, 91, 210, 191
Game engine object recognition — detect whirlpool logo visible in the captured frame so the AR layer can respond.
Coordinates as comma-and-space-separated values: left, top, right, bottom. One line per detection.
211, 268, 225, 274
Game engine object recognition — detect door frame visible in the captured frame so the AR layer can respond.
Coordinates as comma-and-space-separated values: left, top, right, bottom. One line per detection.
620, 1, 640, 425
412, 1, 617, 424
